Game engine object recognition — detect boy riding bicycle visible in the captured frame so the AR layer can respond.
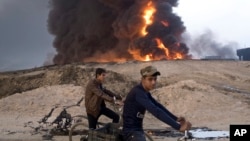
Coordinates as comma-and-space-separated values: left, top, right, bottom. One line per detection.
85, 68, 123, 129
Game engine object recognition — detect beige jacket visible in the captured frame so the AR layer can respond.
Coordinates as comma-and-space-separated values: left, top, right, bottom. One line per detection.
85, 79, 121, 118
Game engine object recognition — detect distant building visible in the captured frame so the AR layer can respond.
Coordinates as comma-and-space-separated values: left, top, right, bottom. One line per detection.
237, 48, 250, 61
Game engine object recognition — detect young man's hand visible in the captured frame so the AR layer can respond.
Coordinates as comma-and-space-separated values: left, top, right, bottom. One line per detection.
179, 121, 192, 132
117, 95, 123, 100
177, 116, 186, 125
115, 100, 124, 106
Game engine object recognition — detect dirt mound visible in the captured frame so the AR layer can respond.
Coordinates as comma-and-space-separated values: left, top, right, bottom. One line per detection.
0, 64, 137, 99
0, 64, 137, 140
151, 80, 250, 129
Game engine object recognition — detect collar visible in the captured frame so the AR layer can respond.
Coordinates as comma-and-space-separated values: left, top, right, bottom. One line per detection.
93, 79, 102, 85
139, 83, 150, 93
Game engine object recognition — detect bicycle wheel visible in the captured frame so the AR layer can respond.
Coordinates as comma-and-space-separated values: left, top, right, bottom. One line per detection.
69, 123, 89, 141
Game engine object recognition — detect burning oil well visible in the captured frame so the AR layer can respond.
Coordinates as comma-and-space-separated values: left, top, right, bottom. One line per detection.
48, 0, 191, 64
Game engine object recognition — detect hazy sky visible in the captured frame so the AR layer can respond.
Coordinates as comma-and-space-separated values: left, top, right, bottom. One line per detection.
0, 0, 249, 71
0, 0, 53, 71
174, 0, 250, 47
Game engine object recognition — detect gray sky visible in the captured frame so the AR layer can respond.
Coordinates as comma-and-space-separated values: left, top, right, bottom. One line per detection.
0, 0, 53, 71
0, 0, 249, 71
174, 0, 250, 47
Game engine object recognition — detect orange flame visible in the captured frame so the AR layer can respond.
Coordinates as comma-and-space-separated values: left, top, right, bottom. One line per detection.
127, 1, 185, 62
128, 48, 153, 62
174, 53, 183, 60
155, 38, 169, 57
144, 54, 153, 61
155, 38, 184, 60
141, 1, 156, 36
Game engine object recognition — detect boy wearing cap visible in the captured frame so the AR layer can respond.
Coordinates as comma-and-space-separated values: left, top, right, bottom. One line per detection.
122, 66, 192, 141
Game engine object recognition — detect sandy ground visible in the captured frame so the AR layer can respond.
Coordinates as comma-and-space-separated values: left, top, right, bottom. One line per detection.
0, 60, 250, 141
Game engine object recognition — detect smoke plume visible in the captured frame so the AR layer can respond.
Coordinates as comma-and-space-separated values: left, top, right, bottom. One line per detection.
48, 0, 190, 64
184, 30, 238, 59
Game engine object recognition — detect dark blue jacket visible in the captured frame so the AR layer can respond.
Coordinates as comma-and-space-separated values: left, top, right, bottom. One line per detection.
122, 83, 181, 133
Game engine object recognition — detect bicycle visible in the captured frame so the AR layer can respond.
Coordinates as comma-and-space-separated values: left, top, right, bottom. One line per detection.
69, 97, 154, 141
36, 98, 190, 141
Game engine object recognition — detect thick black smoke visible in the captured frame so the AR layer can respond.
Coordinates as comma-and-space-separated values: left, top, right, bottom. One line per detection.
48, 0, 190, 64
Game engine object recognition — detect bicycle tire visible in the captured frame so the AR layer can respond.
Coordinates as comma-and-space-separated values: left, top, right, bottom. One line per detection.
69, 122, 89, 141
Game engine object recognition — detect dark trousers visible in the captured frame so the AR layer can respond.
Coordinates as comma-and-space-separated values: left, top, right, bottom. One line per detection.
87, 107, 119, 129
123, 131, 146, 141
